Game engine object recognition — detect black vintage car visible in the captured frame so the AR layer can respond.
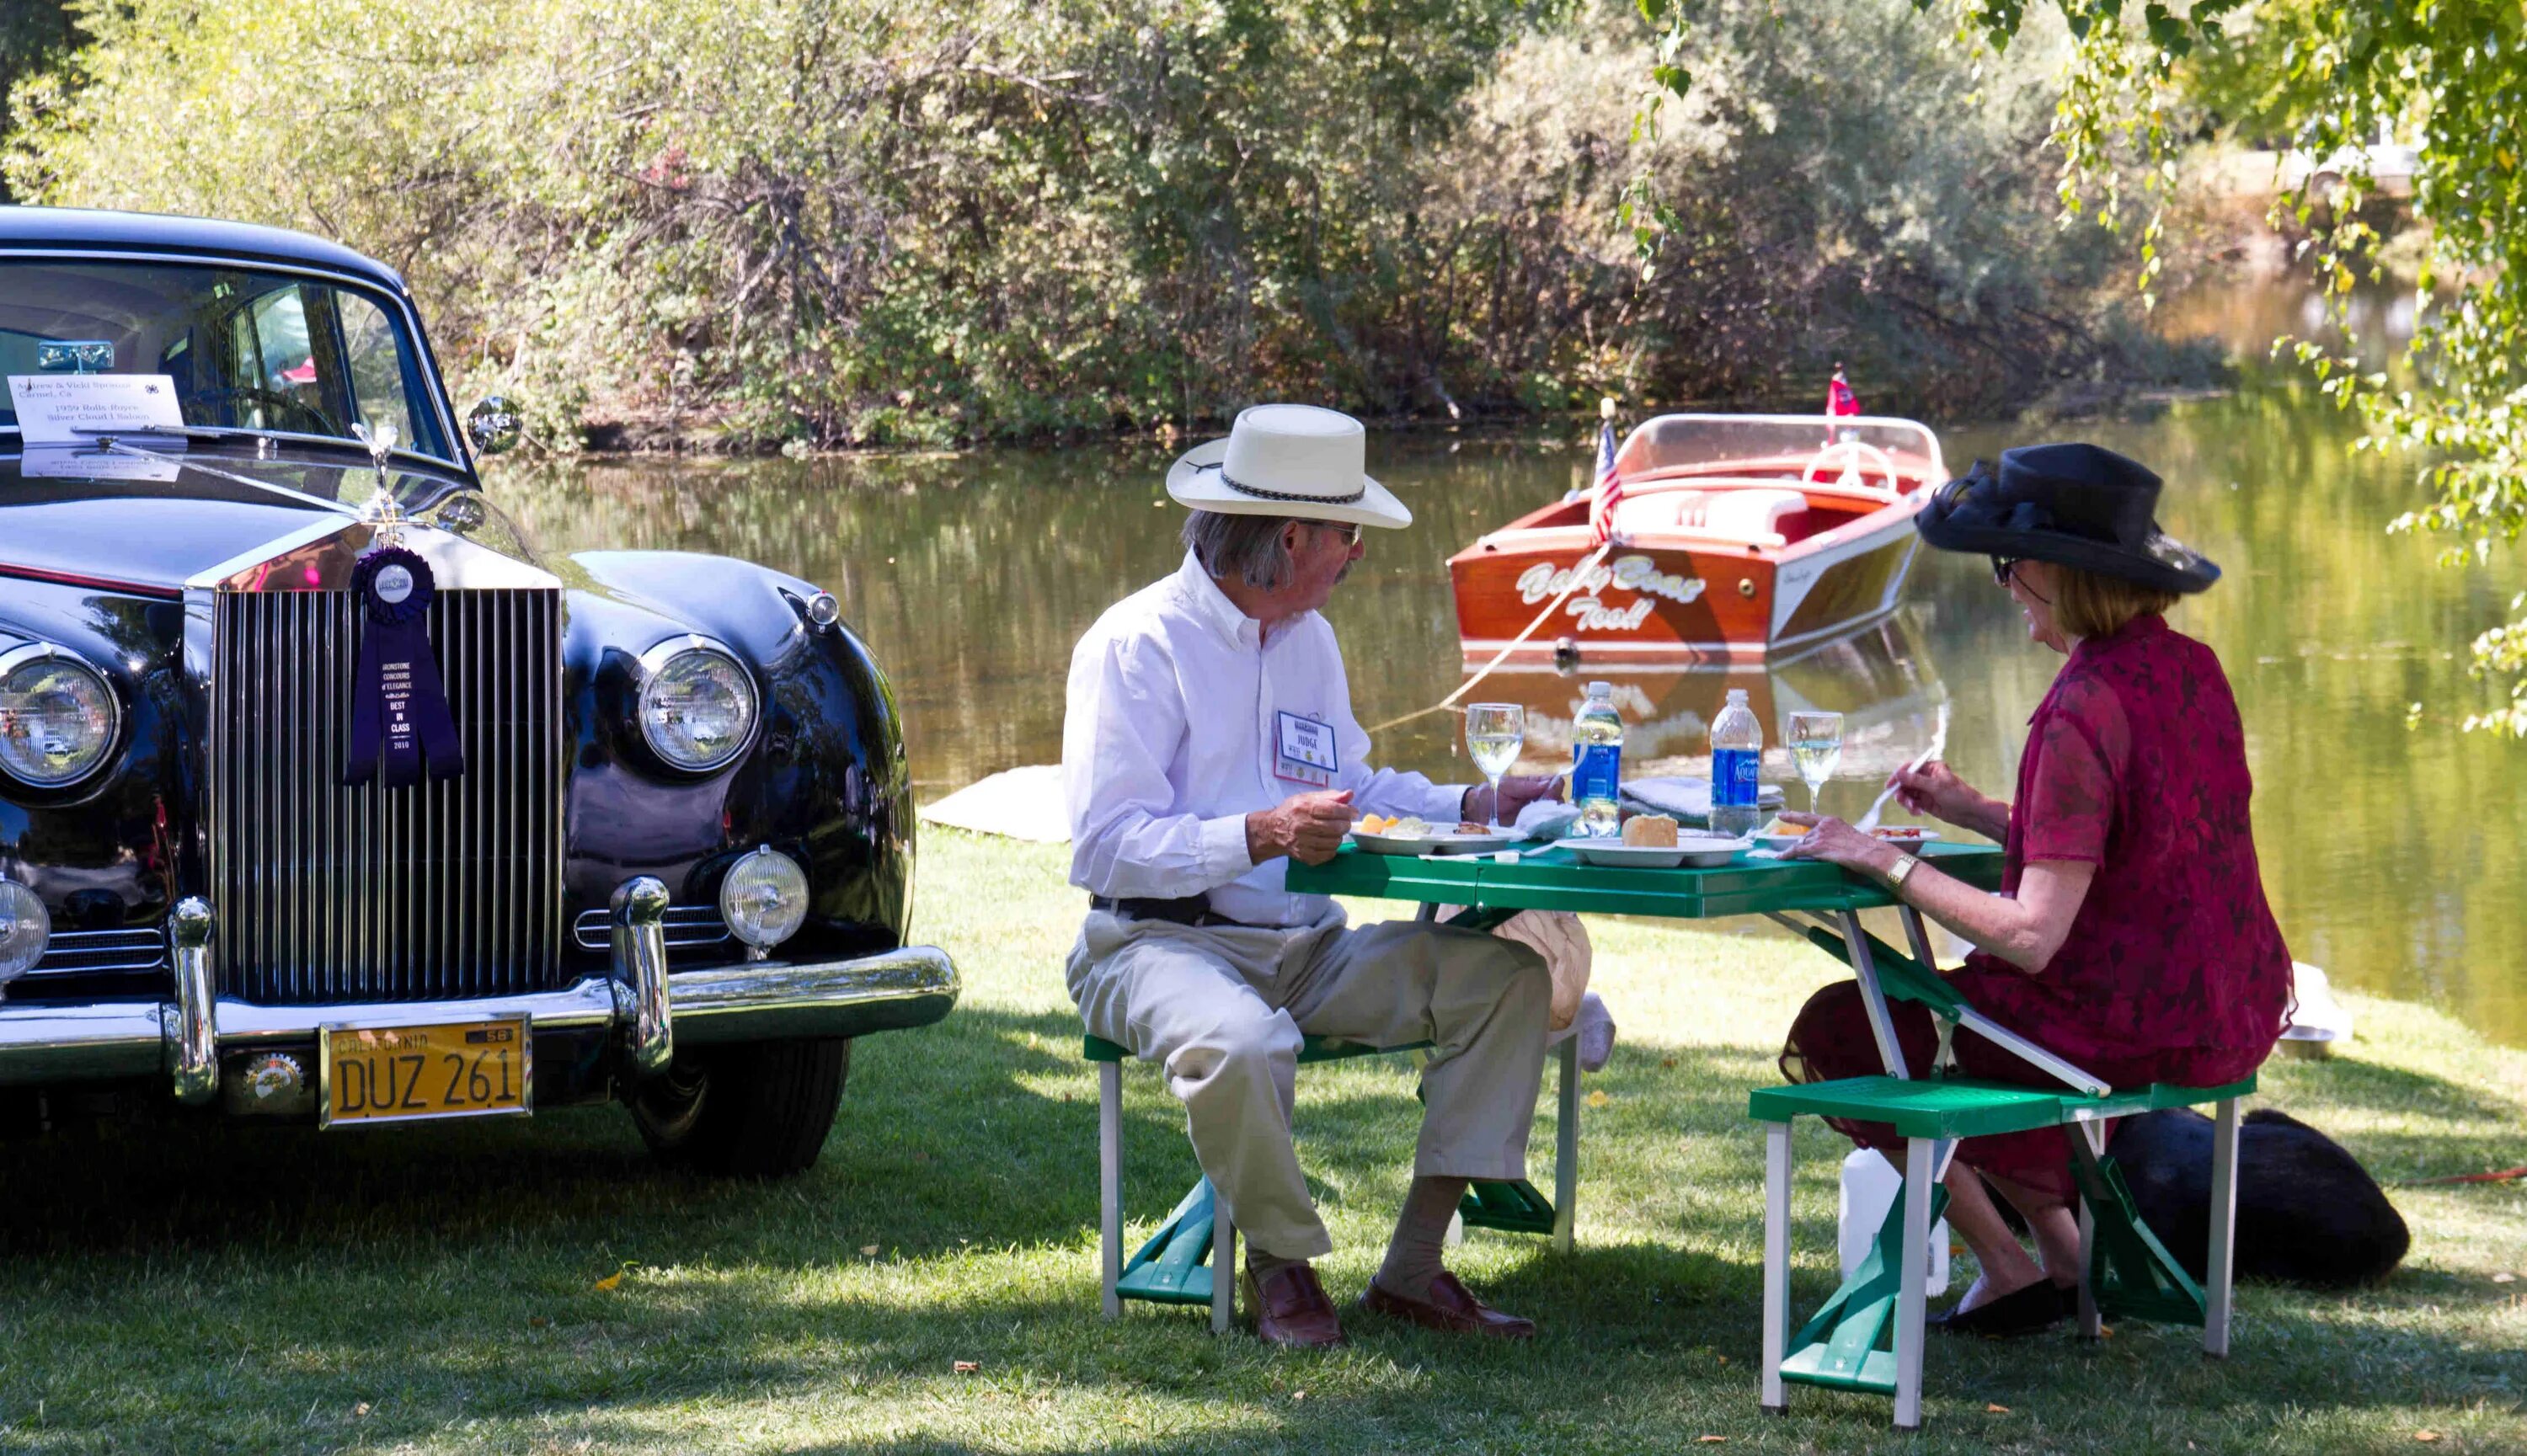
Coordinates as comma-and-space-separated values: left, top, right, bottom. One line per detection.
0, 206, 956, 1175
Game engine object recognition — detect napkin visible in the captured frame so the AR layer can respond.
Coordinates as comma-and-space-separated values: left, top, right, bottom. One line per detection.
1621, 776, 1785, 825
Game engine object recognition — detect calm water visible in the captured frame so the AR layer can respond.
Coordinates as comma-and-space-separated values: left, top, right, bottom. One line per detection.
485, 289, 2527, 1046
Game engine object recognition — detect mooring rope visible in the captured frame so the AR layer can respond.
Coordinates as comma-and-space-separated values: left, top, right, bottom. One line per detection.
1366, 538, 1616, 736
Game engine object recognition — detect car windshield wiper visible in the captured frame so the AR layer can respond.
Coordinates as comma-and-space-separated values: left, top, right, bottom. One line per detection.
56, 432, 360, 516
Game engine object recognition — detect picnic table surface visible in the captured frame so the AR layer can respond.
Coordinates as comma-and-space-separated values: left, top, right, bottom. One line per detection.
1284, 837, 2004, 919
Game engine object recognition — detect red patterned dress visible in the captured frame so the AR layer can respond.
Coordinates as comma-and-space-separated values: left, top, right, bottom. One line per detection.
1782, 614, 2295, 1202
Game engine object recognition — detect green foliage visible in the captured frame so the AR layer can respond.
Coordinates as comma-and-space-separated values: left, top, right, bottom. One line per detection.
0, 0, 71, 201
1873, 0, 2527, 734
5, 0, 2180, 444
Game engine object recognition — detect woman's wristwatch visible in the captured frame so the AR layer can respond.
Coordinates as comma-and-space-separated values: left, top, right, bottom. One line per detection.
1883, 851, 1922, 892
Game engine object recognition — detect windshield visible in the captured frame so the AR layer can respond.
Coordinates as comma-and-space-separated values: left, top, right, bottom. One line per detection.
0, 258, 452, 460
1617, 415, 1945, 489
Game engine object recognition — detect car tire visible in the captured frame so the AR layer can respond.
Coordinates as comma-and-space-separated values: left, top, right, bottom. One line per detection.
629, 1037, 850, 1178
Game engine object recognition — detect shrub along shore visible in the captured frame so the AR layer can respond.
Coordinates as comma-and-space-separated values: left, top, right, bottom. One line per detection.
3, 0, 2221, 452
0, 827, 2518, 1451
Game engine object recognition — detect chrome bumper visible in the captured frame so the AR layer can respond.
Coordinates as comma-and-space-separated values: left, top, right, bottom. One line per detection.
0, 881, 958, 1096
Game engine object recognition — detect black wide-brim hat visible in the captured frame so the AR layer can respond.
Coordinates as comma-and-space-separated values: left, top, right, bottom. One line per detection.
1915, 442, 2220, 595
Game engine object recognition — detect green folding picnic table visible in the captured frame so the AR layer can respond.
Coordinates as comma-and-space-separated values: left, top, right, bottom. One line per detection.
1286, 838, 2250, 1432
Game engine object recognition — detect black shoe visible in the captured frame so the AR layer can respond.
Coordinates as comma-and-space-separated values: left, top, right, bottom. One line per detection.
1926, 1279, 2073, 1337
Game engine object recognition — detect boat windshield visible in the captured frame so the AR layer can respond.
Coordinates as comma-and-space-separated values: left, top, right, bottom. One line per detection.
0, 258, 452, 461
1617, 415, 1945, 488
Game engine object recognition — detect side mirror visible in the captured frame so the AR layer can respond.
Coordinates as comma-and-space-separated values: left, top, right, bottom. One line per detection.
466, 397, 521, 458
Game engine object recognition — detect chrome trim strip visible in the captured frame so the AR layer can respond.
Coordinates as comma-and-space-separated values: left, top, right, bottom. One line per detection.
611, 878, 674, 1078
0, 947, 960, 1086
168, 898, 217, 1103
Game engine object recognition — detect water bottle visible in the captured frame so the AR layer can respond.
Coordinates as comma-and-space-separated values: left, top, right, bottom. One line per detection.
1709, 686, 1763, 837
1572, 681, 1623, 838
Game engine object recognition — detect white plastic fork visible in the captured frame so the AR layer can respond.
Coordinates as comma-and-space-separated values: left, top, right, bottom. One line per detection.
1855, 701, 1950, 834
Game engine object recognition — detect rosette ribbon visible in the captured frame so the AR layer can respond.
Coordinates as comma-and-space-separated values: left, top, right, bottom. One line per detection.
344, 546, 466, 787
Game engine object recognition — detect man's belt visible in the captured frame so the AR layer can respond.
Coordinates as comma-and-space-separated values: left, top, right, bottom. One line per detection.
1090, 893, 1261, 929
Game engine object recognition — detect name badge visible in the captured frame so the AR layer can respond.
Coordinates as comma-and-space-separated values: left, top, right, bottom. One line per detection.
1275, 711, 1338, 787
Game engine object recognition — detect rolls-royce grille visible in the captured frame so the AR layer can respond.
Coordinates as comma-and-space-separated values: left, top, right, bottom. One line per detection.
211, 588, 566, 1004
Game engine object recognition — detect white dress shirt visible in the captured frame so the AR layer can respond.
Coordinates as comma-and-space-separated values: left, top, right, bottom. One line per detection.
1065, 550, 1469, 926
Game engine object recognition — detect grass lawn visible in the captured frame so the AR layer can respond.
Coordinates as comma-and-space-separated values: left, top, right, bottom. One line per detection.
0, 827, 2521, 1453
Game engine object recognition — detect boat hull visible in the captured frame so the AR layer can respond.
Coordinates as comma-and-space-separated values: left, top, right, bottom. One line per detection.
1449, 509, 1921, 666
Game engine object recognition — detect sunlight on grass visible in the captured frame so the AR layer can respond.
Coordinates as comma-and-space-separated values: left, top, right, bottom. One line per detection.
0, 826, 2518, 1453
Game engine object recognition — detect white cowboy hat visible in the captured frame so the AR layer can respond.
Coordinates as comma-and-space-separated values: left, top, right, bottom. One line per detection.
1165, 403, 1412, 530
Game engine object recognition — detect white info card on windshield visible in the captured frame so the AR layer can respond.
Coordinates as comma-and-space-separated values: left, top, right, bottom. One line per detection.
8, 373, 186, 445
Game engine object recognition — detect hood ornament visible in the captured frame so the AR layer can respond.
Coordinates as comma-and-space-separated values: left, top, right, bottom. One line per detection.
352, 420, 404, 546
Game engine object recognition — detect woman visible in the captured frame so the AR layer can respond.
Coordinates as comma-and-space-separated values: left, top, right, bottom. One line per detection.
1778, 442, 2294, 1336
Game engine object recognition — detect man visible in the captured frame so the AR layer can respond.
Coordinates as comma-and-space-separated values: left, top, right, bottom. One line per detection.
1064, 403, 1563, 1348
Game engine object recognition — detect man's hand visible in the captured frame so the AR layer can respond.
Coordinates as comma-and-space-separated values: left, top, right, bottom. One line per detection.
1247, 790, 1355, 866
1463, 773, 1564, 828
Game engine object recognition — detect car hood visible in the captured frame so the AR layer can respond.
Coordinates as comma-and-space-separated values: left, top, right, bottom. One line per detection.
0, 449, 505, 595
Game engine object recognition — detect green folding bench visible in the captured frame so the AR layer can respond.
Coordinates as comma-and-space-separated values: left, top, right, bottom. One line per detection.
1088, 1027, 1581, 1332
1747, 916, 2250, 1431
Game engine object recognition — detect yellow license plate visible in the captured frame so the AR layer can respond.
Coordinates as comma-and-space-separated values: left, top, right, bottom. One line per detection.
319, 1018, 532, 1128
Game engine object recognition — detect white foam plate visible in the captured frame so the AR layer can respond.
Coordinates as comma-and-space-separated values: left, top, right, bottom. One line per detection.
1553, 835, 1748, 868
1752, 826, 1943, 851
1350, 828, 1518, 856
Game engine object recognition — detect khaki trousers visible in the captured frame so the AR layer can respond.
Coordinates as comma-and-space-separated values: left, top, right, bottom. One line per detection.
1066, 907, 1551, 1261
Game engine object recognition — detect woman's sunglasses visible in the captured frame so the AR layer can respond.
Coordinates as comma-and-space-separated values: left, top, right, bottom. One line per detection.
1990, 556, 2022, 586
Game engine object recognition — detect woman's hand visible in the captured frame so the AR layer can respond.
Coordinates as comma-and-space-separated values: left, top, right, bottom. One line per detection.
1780, 812, 1903, 880
1889, 760, 2007, 839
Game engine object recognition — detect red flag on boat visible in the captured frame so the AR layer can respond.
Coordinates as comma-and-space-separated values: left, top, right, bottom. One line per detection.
1588, 398, 1621, 545
1827, 365, 1860, 418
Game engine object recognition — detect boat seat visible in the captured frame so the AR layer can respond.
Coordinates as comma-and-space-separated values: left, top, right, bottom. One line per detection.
1614, 487, 1804, 547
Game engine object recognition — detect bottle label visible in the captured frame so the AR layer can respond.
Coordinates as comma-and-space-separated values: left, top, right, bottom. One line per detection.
1573, 744, 1620, 804
1712, 748, 1761, 808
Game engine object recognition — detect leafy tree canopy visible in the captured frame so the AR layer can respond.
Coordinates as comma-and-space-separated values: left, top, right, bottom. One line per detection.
1638, 0, 2526, 733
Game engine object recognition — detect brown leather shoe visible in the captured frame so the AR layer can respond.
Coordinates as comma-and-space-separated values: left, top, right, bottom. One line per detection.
1360, 1271, 1536, 1339
1242, 1262, 1347, 1348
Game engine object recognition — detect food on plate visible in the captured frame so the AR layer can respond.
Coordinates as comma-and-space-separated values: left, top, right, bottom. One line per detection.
1354, 814, 1392, 835
1387, 816, 1431, 839
1456, 821, 1488, 835
1867, 825, 1931, 841
1759, 816, 1807, 839
1621, 813, 1680, 848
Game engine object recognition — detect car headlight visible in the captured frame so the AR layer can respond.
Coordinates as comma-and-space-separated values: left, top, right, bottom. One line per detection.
637, 638, 757, 772
0, 644, 120, 789
719, 845, 809, 954
0, 879, 49, 984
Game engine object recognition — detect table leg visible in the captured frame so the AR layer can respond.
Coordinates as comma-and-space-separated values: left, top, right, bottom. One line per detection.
1760, 1119, 1791, 1414
2205, 1096, 2240, 1358
2073, 1121, 2104, 1340
1098, 1059, 1123, 1320
1212, 1201, 1237, 1335
1894, 1133, 1933, 1431
1839, 909, 1911, 1080
1554, 1037, 1579, 1253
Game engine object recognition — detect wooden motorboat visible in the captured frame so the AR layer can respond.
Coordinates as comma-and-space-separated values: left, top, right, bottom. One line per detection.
1448, 413, 1947, 664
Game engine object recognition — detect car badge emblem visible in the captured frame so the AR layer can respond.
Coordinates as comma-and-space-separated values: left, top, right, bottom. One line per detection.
243, 1052, 304, 1102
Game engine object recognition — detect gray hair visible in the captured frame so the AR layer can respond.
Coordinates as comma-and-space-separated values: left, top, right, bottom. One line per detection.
1182, 509, 1299, 589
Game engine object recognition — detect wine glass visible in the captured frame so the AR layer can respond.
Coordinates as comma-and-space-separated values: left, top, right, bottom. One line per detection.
1786, 711, 1844, 817
1463, 703, 1525, 831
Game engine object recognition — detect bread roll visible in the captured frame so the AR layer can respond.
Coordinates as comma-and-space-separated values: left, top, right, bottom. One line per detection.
1621, 813, 1679, 848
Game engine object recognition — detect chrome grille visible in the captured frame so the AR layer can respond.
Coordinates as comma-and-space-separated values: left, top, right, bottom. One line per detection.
30, 928, 168, 977
210, 588, 565, 1004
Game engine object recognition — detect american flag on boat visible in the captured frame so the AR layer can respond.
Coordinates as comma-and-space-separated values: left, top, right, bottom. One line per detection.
1587, 414, 1621, 545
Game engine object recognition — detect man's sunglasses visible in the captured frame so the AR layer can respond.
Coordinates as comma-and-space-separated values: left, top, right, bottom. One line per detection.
1315, 520, 1363, 546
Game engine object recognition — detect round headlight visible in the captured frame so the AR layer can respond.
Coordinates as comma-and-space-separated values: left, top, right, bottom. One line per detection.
637, 640, 757, 772
0, 646, 120, 788
0, 879, 49, 983
719, 846, 809, 952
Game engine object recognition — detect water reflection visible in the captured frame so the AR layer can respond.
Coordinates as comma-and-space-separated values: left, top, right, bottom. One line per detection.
484, 307, 2527, 1046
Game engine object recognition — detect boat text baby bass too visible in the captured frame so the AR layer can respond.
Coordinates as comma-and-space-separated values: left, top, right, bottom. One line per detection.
1449, 415, 1948, 664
